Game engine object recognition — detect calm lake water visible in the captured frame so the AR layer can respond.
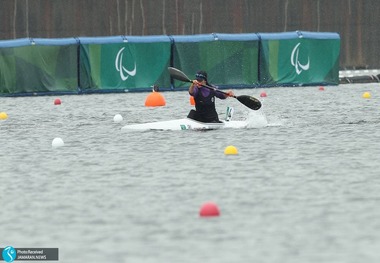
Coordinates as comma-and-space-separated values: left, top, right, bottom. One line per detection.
1, 83, 380, 263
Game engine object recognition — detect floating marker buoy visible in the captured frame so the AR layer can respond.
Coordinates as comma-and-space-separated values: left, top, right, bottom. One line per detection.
145, 92, 166, 107
113, 114, 123, 123
199, 202, 220, 217
362, 92, 371, 99
0, 112, 8, 120
54, 98, 61, 105
260, 91, 267, 97
52, 138, 64, 148
190, 96, 195, 105
224, 145, 238, 155
319, 86, 325, 91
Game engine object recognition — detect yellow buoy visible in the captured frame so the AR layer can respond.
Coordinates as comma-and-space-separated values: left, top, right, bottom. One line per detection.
224, 145, 238, 155
145, 91, 166, 107
0, 112, 8, 120
362, 92, 371, 99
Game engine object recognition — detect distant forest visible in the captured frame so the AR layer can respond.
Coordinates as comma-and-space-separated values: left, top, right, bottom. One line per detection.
0, 0, 377, 69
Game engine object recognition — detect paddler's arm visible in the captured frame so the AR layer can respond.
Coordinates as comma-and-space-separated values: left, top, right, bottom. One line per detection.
189, 80, 201, 96
215, 89, 234, 99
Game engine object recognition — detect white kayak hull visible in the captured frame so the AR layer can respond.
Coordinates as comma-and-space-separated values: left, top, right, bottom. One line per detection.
121, 118, 248, 131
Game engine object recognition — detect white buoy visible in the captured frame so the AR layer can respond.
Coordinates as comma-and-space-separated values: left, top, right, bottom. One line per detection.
52, 138, 64, 148
113, 114, 123, 123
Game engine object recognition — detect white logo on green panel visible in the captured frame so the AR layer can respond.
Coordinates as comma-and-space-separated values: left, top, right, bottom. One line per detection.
291, 43, 310, 75
115, 47, 136, 81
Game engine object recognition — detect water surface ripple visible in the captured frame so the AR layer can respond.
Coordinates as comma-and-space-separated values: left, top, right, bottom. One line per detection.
1, 84, 380, 263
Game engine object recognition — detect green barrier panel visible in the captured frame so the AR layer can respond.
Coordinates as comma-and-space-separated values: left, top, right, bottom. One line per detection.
171, 34, 259, 89
259, 32, 340, 86
0, 32, 340, 96
0, 44, 78, 95
79, 41, 171, 92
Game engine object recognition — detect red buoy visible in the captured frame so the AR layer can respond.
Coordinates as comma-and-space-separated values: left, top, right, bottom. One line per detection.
260, 91, 267, 97
199, 202, 220, 217
54, 98, 61, 105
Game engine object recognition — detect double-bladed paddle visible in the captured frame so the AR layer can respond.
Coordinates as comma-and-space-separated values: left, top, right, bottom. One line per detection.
168, 67, 261, 110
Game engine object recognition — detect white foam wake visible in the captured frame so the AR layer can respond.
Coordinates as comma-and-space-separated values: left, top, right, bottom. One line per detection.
247, 109, 268, 128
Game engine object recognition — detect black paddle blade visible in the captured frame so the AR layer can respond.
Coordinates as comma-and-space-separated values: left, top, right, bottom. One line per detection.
236, 95, 262, 110
168, 67, 192, 83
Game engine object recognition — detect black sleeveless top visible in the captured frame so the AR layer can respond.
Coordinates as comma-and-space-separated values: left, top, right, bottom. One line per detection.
193, 88, 220, 122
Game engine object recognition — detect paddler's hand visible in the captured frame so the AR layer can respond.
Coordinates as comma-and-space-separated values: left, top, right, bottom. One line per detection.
192, 80, 202, 87
226, 90, 235, 97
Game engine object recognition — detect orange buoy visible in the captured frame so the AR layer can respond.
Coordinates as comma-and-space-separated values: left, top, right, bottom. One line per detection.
145, 91, 166, 107
190, 95, 195, 105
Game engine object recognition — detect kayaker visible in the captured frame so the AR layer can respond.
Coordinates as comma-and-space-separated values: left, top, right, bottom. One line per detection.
188, 70, 234, 123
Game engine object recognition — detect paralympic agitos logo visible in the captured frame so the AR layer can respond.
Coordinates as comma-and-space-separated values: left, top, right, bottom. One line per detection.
291, 43, 310, 75
115, 47, 136, 81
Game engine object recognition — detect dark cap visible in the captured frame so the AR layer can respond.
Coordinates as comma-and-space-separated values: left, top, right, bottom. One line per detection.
195, 70, 207, 81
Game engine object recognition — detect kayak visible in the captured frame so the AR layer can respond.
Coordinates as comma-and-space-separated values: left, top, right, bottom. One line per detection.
121, 118, 248, 131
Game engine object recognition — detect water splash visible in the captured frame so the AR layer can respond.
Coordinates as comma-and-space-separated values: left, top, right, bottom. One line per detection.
247, 109, 268, 128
